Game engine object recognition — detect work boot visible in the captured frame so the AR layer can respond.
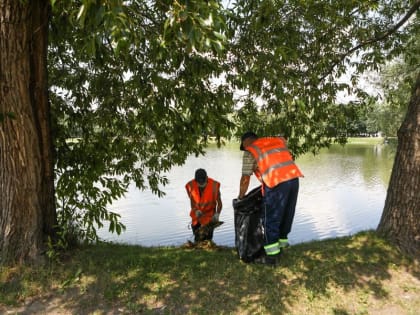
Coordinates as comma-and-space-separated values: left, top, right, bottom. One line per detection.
253, 253, 280, 266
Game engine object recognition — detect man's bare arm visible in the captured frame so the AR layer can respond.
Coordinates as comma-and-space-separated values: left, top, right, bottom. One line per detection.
238, 175, 250, 199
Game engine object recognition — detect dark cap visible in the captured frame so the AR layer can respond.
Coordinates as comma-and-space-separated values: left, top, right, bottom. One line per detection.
240, 131, 258, 151
195, 168, 207, 185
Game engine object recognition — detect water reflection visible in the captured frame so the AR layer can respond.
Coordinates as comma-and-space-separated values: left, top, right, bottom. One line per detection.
98, 142, 394, 247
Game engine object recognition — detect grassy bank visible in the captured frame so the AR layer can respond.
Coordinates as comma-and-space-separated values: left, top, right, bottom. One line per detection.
1, 231, 418, 315
223, 137, 390, 152
346, 137, 389, 145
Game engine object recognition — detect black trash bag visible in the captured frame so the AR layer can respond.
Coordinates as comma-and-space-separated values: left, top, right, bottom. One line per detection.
233, 186, 265, 263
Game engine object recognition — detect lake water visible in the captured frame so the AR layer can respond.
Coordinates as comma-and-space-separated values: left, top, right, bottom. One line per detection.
98, 141, 395, 247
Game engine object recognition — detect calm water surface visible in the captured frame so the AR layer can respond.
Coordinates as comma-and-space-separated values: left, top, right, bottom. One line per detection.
98, 141, 395, 247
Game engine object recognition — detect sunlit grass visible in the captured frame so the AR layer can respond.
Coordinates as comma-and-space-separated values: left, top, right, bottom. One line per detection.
1, 231, 418, 314
346, 137, 386, 145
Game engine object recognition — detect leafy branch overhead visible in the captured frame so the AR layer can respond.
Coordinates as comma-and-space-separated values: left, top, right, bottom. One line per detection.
46, 0, 419, 244
49, 0, 233, 242
227, 0, 419, 155
322, 0, 420, 81
51, 0, 228, 56
161, 0, 228, 53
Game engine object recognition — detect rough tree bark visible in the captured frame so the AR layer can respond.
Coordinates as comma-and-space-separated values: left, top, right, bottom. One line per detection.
0, 0, 56, 264
377, 71, 420, 258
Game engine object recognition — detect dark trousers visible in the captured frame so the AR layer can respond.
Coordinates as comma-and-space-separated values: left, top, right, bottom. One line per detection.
262, 178, 299, 245
192, 223, 214, 242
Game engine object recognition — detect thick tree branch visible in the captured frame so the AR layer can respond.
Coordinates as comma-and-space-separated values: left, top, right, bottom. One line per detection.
321, 0, 420, 81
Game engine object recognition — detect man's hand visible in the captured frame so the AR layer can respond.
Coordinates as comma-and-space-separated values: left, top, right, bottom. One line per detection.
195, 210, 203, 218
212, 212, 220, 222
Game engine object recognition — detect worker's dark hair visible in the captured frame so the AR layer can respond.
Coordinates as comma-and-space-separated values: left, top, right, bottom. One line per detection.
195, 168, 207, 184
240, 131, 258, 150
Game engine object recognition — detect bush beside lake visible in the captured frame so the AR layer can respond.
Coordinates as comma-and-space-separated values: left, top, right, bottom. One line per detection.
1, 231, 419, 314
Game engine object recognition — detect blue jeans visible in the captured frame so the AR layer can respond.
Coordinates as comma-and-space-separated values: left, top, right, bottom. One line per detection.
262, 178, 299, 246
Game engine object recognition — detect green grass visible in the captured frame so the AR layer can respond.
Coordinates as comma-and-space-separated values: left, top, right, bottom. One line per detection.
346, 136, 400, 146
346, 137, 386, 145
1, 231, 419, 315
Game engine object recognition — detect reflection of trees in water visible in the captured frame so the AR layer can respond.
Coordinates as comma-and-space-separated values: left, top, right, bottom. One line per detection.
372, 143, 396, 186
344, 143, 394, 188
299, 143, 395, 189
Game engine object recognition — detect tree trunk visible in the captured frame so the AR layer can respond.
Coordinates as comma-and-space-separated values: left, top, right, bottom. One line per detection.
0, 0, 56, 264
377, 71, 420, 258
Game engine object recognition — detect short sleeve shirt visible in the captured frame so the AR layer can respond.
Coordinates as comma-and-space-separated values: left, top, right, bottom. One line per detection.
242, 150, 257, 176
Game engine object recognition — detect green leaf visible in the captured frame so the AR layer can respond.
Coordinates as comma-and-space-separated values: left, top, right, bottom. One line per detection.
76, 4, 86, 27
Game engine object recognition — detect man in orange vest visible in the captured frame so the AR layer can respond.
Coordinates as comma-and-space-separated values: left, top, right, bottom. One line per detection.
186, 168, 223, 242
238, 131, 303, 265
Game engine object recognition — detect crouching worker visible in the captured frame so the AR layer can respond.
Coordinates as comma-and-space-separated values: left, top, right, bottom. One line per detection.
186, 169, 222, 242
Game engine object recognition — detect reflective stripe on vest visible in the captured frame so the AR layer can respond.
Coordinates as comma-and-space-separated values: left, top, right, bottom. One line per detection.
261, 160, 295, 178
246, 137, 303, 188
250, 147, 289, 162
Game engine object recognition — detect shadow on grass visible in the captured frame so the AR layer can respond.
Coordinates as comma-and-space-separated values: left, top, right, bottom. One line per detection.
1, 230, 418, 314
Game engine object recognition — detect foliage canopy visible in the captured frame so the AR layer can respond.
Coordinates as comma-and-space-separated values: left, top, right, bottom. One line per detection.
49, 0, 233, 242
47, 0, 419, 243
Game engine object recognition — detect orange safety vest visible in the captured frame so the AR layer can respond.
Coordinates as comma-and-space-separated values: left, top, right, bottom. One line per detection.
245, 137, 303, 188
185, 178, 220, 226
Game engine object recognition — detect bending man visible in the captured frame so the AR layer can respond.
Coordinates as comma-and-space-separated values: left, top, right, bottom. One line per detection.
238, 132, 303, 265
